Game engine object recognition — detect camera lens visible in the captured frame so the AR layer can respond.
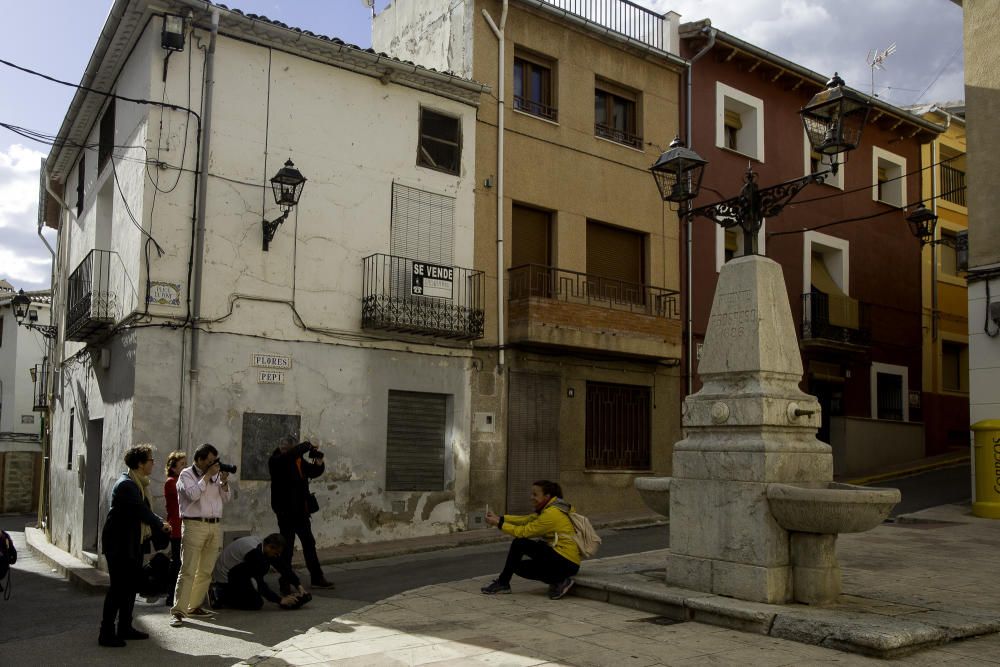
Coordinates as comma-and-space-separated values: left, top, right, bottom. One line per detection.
218, 462, 237, 474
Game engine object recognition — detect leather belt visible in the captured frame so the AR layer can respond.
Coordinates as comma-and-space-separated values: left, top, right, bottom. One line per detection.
183, 516, 221, 523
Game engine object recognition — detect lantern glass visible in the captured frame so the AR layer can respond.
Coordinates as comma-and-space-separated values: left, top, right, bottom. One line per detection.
906, 203, 938, 244
650, 139, 707, 203
801, 74, 870, 157
270, 159, 307, 209
12, 289, 30, 322
162, 14, 185, 51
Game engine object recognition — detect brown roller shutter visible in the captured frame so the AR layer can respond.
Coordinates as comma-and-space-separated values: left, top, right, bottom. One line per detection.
586, 220, 643, 283
506, 371, 560, 514
512, 205, 551, 267
386, 390, 447, 492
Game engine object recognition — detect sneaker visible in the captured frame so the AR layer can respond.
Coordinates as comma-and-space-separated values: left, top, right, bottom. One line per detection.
549, 577, 575, 600
169, 614, 184, 628
311, 578, 336, 589
186, 607, 215, 618
480, 579, 512, 595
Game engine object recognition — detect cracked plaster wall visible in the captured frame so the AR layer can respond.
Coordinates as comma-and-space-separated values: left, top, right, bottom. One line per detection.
374, 0, 475, 79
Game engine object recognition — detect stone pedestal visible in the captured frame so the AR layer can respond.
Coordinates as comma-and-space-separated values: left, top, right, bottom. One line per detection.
789, 533, 841, 605
665, 255, 832, 604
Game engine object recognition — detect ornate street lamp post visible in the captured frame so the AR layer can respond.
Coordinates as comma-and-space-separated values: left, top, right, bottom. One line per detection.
651, 74, 871, 256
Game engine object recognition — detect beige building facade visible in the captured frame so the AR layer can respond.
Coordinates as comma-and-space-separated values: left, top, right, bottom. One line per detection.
376, 0, 687, 514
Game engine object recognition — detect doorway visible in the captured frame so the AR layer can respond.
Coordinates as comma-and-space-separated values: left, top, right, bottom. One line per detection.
82, 418, 103, 552
506, 371, 560, 514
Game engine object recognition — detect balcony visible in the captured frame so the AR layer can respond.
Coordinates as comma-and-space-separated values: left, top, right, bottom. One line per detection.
362, 254, 485, 340
801, 292, 871, 348
66, 249, 125, 344
940, 164, 966, 207
30, 360, 49, 411
507, 264, 681, 359
538, 0, 666, 51
595, 123, 643, 150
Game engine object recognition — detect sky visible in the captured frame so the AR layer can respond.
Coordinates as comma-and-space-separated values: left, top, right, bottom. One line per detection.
0, 0, 964, 291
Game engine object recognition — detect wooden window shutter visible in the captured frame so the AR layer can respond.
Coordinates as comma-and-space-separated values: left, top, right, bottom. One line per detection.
386, 391, 447, 492
512, 205, 551, 267
586, 221, 643, 283
725, 109, 742, 130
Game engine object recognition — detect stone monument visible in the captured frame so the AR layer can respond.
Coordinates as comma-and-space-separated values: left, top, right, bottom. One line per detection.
641, 253, 899, 605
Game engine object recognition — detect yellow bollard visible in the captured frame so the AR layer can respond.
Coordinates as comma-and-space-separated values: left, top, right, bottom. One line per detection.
971, 420, 1000, 519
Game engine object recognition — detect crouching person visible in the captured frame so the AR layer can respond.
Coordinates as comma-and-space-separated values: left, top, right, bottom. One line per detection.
210, 534, 311, 610
481, 480, 580, 600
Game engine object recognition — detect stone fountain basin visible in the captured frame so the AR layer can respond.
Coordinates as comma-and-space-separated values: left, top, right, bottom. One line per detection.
766, 482, 901, 534
634, 477, 671, 518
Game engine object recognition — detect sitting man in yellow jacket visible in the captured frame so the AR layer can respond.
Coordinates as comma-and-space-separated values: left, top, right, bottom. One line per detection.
482, 480, 580, 600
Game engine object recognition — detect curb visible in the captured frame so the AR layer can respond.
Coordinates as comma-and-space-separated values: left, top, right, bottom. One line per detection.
24, 526, 109, 593
844, 453, 970, 486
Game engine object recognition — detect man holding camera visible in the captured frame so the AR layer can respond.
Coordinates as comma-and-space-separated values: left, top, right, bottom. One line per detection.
169, 443, 232, 627
269, 435, 334, 590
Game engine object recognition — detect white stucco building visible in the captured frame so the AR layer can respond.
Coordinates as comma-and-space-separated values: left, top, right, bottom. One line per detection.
0, 283, 50, 513
39, 0, 486, 559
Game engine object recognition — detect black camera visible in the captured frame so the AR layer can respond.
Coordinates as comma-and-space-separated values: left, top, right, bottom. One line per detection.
218, 461, 238, 474
309, 450, 324, 460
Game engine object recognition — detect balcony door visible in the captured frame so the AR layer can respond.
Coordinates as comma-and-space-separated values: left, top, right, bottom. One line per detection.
506, 371, 560, 514
390, 183, 455, 301
586, 220, 645, 305
511, 205, 552, 299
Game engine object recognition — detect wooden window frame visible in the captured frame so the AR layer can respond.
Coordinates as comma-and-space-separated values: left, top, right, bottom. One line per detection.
513, 51, 557, 122
417, 107, 462, 176
594, 79, 641, 149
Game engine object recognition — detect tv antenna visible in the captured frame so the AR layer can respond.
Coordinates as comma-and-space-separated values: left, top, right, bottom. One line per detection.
867, 42, 896, 96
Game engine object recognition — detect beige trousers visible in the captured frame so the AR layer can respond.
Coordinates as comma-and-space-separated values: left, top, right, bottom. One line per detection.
170, 519, 221, 616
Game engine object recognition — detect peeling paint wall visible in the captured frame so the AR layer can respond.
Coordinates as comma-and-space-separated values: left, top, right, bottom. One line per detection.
375, 0, 475, 78
48, 16, 481, 556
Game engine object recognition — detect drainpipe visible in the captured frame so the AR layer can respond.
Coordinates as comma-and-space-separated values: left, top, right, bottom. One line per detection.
483, 1, 508, 367
40, 172, 71, 535
684, 26, 715, 396
187, 8, 218, 448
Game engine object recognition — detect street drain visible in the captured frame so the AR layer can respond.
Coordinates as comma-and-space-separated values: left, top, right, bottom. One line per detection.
630, 616, 686, 626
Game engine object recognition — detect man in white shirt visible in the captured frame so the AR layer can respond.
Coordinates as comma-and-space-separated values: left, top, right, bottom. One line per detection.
169, 443, 231, 627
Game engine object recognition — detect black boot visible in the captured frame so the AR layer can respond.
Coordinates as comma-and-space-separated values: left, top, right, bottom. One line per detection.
98, 625, 126, 648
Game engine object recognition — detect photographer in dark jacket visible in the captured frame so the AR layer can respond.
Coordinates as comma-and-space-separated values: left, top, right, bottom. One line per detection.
99, 444, 170, 647
268, 435, 333, 589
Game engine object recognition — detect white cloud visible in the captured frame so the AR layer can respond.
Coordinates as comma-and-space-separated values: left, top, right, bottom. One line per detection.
0, 143, 52, 289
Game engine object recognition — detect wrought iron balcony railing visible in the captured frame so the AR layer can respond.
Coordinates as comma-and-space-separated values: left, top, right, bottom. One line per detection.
513, 95, 559, 122
30, 360, 49, 411
66, 249, 119, 343
801, 292, 871, 346
508, 264, 680, 319
940, 164, 966, 207
595, 122, 643, 149
362, 254, 485, 340
538, 0, 666, 51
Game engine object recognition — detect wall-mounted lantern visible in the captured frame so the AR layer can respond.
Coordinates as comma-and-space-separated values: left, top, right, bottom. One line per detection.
11, 289, 57, 339
263, 158, 307, 251
162, 14, 186, 52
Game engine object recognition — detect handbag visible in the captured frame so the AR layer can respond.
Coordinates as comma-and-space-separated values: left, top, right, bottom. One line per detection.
307, 492, 320, 515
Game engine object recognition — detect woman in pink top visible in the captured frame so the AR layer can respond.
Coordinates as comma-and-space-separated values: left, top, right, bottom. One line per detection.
163, 451, 186, 606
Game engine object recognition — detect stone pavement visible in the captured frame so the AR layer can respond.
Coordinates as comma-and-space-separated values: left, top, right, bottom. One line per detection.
244, 504, 1000, 666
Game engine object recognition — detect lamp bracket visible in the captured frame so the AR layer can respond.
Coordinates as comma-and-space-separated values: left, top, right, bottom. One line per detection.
686, 167, 831, 256
262, 210, 290, 252
24, 323, 58, 340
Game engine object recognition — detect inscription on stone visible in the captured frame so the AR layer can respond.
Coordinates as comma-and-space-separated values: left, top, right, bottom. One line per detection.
711, 289, 758, 339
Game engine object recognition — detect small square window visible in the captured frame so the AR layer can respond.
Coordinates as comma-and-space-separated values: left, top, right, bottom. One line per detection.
594, 80, 641, 149
514, 51, 557, 122
941, 341, 968, 393
872, 147, 906, 207
716, 83, 763, 161
417, 108, 461, 175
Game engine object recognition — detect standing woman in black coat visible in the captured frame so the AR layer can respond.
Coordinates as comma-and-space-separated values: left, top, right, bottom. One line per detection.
98, 444, 170, 647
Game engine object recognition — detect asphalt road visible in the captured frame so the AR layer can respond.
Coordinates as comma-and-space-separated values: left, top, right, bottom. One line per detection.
0, 462, 973, 664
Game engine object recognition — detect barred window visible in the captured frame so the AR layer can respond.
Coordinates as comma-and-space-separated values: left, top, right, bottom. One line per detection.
585, 382, 651, 470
